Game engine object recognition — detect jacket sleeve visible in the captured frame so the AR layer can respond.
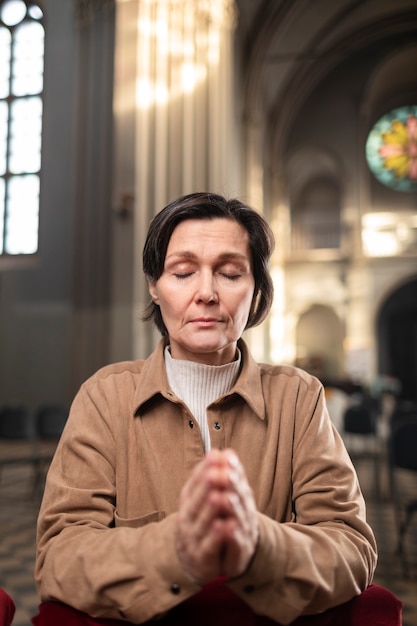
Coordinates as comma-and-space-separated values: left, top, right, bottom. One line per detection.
35, 383, 201, 623
227, 379, 378, 624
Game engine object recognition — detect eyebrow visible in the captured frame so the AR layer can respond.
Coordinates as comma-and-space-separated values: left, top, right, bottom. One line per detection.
165, 251, 250, 262
164, 250, 252, 265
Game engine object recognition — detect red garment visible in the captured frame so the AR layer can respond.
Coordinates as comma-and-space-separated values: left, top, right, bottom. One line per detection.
0, 588, 15, 626
32, 582, 402, 626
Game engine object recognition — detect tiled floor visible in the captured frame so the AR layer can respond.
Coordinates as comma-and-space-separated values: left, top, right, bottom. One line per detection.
0, 466, 40, 625
0, 462, 416, 626
355, 459, 417, 626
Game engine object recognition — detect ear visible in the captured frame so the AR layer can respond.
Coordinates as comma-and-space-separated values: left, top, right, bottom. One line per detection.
148, 281, 159, 304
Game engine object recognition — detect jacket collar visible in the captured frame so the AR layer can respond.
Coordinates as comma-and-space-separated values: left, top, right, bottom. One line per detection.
133, 338, 266, 421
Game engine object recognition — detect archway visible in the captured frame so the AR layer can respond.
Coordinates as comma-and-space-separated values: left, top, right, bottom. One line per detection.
378, 277, 417, 401
295, 304, 344, 380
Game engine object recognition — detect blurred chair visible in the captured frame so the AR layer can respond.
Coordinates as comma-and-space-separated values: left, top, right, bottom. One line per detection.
35, 404, 68, 449
33, 404, 69, 494
388, 413, 417, 578
0, 588, 15, 626
0, 405, 41, 491
390, 399, 417, 423
324, 386, 350, 433
342, 398, 383, 500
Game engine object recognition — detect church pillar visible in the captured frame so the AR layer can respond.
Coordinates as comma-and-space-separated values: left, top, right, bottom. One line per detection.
112, 0, 240, 359
71, 0, 115, 390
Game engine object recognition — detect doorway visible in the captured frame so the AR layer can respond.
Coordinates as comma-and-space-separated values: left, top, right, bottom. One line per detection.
378, 277, 417, 401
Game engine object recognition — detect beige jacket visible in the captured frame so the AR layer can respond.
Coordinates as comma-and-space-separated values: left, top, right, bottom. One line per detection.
35, 339, 377, 624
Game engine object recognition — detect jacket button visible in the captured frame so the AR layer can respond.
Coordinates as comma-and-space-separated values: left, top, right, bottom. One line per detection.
170, 583, 181, 595
214, 422, 221, 430
189, 420, 194, 428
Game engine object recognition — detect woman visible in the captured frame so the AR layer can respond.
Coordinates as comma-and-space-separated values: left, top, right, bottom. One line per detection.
34, 192, 377, 625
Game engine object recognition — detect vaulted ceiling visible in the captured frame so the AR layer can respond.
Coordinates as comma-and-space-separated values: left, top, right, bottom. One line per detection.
233, 0, 417, 209
235, 0, 417, 137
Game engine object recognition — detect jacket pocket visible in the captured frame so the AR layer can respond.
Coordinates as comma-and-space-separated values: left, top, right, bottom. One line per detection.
114, 509, 167, 528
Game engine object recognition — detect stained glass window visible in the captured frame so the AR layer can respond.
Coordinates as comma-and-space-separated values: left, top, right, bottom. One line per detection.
0, 0, 44, 255
366, 105, 417, 193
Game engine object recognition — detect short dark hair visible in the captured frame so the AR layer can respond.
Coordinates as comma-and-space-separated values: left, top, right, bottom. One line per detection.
142, 192, 275, 336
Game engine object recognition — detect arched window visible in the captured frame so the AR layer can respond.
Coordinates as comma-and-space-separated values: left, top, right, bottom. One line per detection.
292, 177, 341, 250
0, 0, 44, 255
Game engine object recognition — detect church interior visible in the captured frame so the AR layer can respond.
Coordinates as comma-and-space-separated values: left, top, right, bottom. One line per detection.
0, 0, 416, 624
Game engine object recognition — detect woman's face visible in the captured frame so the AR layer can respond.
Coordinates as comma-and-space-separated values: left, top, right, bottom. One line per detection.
148, 218, 255, 365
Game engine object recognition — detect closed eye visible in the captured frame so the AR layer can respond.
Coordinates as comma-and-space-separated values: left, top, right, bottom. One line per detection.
220, 273, 241, 280
174, 272, 193, 279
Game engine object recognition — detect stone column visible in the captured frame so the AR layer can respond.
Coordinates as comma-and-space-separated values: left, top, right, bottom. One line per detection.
71, 0, 116, 390
112, 0, 239, 359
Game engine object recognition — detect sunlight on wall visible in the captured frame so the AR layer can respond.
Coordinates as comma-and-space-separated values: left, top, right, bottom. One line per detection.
270, 267, 296, 364
362, 211, 417, 257
114, 0, 240, 359
135, 0, 234, 109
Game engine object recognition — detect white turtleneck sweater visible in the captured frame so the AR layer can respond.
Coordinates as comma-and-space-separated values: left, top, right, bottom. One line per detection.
164, 346, 241, 452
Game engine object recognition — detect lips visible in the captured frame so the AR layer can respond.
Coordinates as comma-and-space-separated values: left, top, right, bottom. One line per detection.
190, 317, 219, 326
192, 317, 217, 322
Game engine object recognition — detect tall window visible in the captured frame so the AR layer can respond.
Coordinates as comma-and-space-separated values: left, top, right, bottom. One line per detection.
0, 0, 44, 255
291, 177, 341, 251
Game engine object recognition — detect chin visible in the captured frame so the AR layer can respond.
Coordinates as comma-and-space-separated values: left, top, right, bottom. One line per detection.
190, 342, 235, 362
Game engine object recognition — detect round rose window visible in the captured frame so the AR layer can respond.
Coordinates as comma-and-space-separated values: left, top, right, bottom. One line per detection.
365, 105, 417, 193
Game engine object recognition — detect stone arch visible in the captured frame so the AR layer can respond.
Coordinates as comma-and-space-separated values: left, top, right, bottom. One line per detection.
295, 303, 344, 379
377, 275, 417, 401
284, 146, 344, 251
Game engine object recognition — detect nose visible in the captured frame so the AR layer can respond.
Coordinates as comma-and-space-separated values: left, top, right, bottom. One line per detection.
196, 271, 218, 304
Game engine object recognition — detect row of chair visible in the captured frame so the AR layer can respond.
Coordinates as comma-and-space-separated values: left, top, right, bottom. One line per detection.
341, 397, 417, 578
0, 403, 68, 440
0, 404, 68, 495
389, 413, 417, 578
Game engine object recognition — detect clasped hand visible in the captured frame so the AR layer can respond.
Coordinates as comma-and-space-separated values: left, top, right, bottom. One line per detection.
175, 448, 259, 584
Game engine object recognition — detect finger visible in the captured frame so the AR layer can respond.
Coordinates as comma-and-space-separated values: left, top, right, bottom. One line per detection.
180, 478, 238, 550
176, 498, 231, 582
177, 462, 238, 560
179, 468, 234, 532
219, 513, 259, 578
